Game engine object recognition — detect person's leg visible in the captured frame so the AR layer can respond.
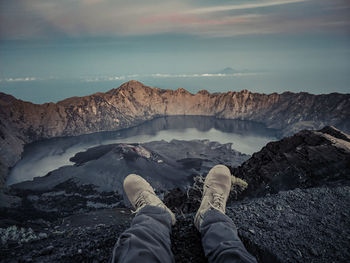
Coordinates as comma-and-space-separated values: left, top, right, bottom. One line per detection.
111, 174, 176, 263
194, 165, 257, 263
111, 205, 174, 263
200, 209, 257, 263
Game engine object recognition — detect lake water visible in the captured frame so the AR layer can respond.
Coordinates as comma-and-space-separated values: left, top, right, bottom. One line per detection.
6, 116, 280, 185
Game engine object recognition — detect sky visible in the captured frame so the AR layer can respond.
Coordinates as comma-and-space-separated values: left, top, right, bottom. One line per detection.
0, 0, 349, 101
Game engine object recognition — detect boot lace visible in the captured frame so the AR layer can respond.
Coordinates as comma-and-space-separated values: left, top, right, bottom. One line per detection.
131, 193, 147, 213
209, 193, 224, 211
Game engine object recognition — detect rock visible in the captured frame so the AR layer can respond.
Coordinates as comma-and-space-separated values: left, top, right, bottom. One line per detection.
0, 191, 22, 208
0, 225, 40, 245
40, 245, 54, 255
232, 126, 350, 197
275, 205, 283, 211
23, 256, 33, 262
310, 248, 319, 256
38, 233, 48, 239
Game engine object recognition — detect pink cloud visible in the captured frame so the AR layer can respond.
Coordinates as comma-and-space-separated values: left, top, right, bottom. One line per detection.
140, 13, 258, 26
140, 14, 201, 25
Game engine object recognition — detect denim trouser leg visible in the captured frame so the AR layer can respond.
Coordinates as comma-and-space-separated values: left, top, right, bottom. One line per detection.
111, 205, 174, 263
200, 209, 257, 263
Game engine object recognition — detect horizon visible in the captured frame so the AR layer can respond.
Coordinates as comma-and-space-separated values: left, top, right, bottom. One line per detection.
1, 79, 349, 106
1, 0, 350, 102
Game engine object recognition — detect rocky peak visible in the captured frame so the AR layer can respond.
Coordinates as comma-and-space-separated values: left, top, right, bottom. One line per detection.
107, 80, 147, 95
120, 80, 144, 89
175, 87, 192, 94
197, 90, 210, 96
240, 89, 251, 94
233, 126, 350, 197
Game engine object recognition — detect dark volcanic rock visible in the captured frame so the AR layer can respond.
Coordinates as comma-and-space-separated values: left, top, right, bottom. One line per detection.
1, 80, 349, 185
232, 126, 350, 197
0, 209, 131, 263
9, 140, 248, 212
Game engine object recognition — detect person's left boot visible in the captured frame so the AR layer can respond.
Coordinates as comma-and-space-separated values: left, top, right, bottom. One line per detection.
124, 174, 176, 225
194, 164, 231, 230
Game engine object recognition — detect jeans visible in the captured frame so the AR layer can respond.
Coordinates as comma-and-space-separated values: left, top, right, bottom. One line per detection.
111, 206, 257, 263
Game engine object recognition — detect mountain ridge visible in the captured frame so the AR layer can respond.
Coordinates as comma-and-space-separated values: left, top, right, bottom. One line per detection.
0, 80, 349, 186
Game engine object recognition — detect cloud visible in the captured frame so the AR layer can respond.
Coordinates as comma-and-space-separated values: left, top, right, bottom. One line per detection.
184, 0, 309, 14
81, 72, 263, 82
0, 77, 37, 82
1, 72, 263, 83
0, 0, 349, 39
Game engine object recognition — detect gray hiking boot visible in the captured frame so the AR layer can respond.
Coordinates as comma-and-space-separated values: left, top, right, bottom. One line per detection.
194, 164, 231, 230
123, 174, 176, 225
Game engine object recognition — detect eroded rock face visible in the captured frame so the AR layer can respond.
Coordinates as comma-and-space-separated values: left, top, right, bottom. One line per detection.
232, 126, 350, 197
1, 80, 349, 185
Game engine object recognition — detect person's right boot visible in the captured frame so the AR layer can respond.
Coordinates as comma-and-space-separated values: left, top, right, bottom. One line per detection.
194, 164, 231, 230
124, 173, 176, 225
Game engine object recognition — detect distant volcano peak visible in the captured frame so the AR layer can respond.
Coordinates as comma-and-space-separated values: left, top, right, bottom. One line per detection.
217, 67, 236, 74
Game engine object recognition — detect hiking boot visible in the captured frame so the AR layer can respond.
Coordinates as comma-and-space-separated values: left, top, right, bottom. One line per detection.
194, 164, 231, 230
123, 174, 176, 225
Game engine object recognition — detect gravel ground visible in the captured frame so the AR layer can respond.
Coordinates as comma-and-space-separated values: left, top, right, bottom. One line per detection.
2, 185, 349, 263
228, 186, 350, 263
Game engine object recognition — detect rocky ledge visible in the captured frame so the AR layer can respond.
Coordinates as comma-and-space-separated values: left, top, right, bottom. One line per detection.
1, 126, 350, 262
1, 80, 349, 186
233, 126, 350, 197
